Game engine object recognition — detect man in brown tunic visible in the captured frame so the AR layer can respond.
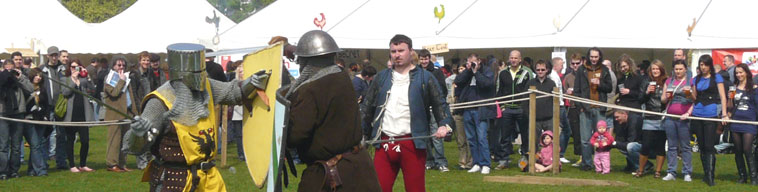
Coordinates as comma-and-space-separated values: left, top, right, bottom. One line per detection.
284, 30, 380, 192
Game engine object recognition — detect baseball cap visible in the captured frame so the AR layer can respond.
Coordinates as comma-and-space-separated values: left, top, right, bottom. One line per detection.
47, 46, 60, 55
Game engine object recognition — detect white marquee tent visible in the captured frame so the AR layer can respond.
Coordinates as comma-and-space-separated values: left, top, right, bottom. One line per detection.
1, 0, 234, 54
217, 0, 369, 50
219, 0, 757, 51
67, 0, 235, 53
0, 0, 96, 55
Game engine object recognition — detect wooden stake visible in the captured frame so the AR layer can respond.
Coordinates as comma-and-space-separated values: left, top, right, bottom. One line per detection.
221, 105, 228, 167
552, 87, 561, 174
528, 86, 537, 174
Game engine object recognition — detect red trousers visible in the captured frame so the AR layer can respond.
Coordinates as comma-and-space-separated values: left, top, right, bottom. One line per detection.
374, 134, 427, 192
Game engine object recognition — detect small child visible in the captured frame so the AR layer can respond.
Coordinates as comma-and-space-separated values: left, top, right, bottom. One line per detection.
535, 130, 559, 173
591, 120, 615, 174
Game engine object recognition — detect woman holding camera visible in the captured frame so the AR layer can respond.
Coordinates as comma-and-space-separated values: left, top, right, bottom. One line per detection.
61, 59, 95, 173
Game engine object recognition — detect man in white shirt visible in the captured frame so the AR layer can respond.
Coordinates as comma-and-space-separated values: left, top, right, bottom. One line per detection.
362, 34, 452, 192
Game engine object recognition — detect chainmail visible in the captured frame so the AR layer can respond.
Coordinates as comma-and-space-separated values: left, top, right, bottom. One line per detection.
166, 81, 210, 126
286, 65, 342, 98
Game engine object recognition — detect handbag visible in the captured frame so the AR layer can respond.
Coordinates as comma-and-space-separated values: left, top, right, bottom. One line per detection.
54, 93, 67, 118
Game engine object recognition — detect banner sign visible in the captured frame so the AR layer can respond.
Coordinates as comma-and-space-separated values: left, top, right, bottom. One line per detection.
423, 43, 449, 54
712, 49, 758, 75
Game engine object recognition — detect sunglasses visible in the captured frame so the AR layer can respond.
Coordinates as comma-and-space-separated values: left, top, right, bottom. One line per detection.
536, 69, 547, 71
571, 62, 581, 65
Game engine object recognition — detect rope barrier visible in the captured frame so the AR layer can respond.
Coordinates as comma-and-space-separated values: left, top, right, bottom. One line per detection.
450, 95, 550, 110
530, 89, 758, 125
0, 116, 131, 127
449, 91, 532, 107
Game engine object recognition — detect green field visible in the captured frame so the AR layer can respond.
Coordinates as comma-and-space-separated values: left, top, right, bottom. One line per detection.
1, 126, 756, 191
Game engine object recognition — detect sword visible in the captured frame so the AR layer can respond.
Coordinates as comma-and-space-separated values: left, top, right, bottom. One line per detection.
40, 72, 135, 121
363, 135, 437, 145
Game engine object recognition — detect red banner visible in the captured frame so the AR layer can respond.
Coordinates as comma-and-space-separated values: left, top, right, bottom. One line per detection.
712, 49, 758, 75
220, 56, 231, 71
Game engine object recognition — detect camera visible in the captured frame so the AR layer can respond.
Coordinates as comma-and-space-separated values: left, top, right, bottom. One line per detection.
470, 62, 476, 68
11, 69, 19, 77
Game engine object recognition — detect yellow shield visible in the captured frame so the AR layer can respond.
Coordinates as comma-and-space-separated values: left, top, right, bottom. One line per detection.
242, 43, 283, 188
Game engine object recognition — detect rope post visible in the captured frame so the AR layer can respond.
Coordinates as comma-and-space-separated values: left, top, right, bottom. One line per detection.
552, 87, 560, 174
221, 105, 228, 167
528, 86, 537, 174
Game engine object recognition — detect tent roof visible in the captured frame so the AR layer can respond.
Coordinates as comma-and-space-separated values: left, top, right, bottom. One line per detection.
64, 0, 234, 53
221, 0, 757, 51
687, 0, 758, 49
218, 0, 368, 50
0, 0, 95, 54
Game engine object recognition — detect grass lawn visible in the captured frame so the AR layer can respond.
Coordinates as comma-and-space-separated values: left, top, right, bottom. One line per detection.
2, 126, 756, 191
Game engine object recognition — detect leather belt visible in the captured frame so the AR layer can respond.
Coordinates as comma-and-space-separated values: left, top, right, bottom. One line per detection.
314, 145, 361, 191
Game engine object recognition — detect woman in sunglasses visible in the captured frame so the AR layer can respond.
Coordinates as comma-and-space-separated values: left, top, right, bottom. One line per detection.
61, 58, 95, 173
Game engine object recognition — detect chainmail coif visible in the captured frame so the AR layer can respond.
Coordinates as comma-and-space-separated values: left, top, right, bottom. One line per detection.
167, 81, 210, 126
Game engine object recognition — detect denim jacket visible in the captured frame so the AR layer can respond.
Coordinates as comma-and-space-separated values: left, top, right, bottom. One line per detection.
361, 67, 453, 149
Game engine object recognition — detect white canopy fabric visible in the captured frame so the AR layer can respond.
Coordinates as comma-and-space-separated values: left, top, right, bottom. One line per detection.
66, 0, 235, 53
1, 0, 234, 54
554, 0, 711, 49
217, 0, 369, 50
687, 0, 758, 49
221, 0, 757, 51
0, 0, 96, 54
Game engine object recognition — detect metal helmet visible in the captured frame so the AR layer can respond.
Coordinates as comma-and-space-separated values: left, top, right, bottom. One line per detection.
167, 43, 207, 91
294, 30, 342, 57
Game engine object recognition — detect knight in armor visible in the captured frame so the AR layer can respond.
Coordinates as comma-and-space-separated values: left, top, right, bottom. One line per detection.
283, 30, 381, 191
125, 43, 269, 192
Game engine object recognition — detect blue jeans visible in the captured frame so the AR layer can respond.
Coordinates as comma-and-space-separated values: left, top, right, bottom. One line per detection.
664, 117, 692, 176
559, 107, 571, 157
463, 110, 490, 167
0, 116, 24, 176
579, 108, 603, 167
623, 142, 643, 170
23, 123, 47, 176
425, 115, 447, 167
230, 121, 245, 160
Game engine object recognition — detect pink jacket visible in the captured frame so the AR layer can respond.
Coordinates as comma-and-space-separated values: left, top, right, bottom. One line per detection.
590, 131, 615, 152
538, 131, 560, 167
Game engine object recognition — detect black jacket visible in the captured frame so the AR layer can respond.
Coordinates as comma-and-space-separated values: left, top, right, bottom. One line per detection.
616, 72, 644, 109
573, 64, 613, 111
527, 77, 556, 121
422, 63, 448, 97
614, 113, 642, 151
454, 65, 496, 120
640, 76, 664, 119
497, 66, 534, 109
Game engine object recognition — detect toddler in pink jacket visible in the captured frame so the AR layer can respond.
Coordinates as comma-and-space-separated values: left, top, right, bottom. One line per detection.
591, 120, 614, 174
536, 130, 560, 172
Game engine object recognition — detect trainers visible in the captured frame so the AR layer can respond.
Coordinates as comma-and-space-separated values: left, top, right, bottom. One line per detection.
560, 157, 571, 164
571, 157, 583, 167
481, 166, 491, 174
684, 174, 692, 182
425, 165, 432, 170
662, 173, 676, 181
467, 165, 481, 173
495, 163, 508, 170
438, 166, 450, 172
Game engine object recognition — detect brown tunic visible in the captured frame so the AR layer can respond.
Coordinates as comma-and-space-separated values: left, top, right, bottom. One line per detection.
287, 70, 381, 192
